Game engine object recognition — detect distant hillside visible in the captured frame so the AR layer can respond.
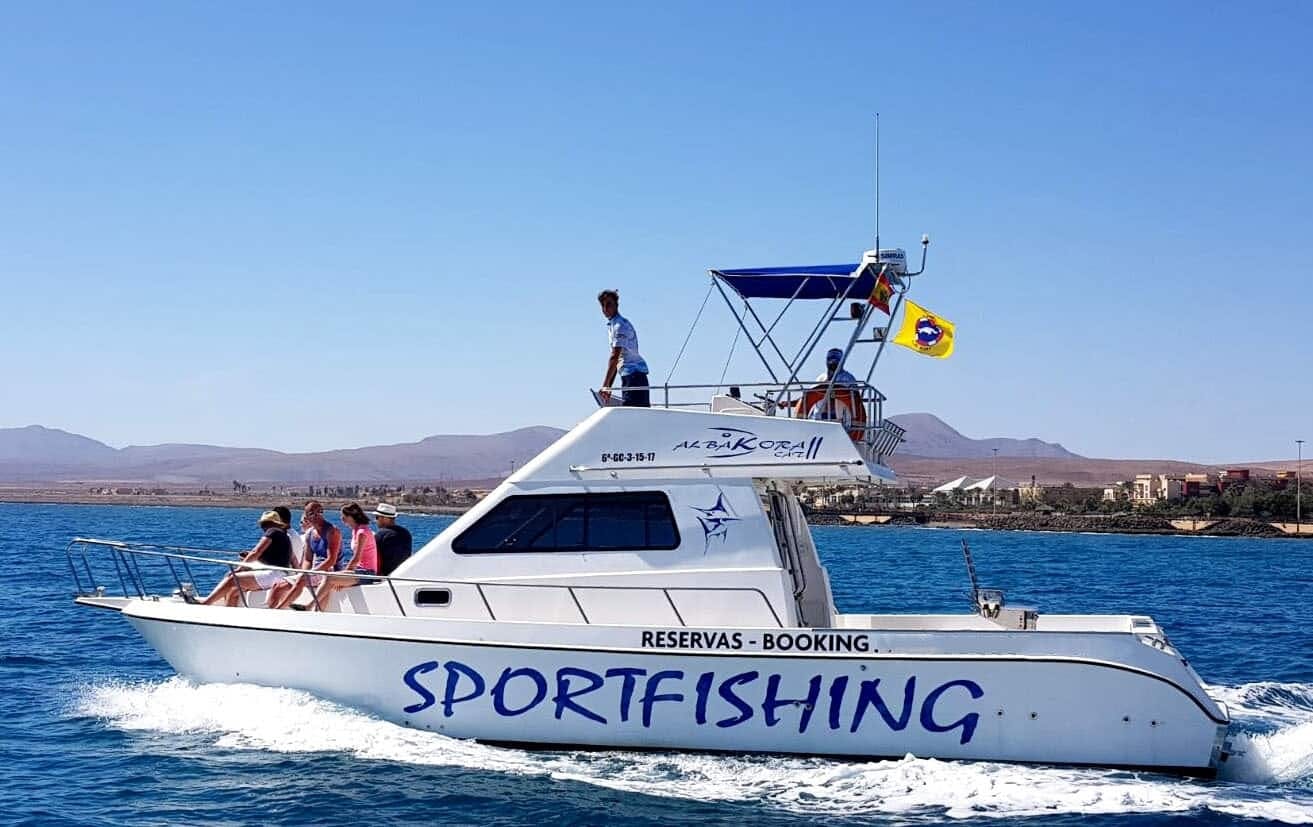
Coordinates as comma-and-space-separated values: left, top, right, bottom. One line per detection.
0, 414, 1248, 488
0, 425, 118, 465
0, 425, 567, 484
888, 413, 1080, 460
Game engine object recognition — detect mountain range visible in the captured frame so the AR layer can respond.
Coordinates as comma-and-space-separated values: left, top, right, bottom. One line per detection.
0, 424, 566, 484
0, 413, 1218, 486
887, 413, 1078, 460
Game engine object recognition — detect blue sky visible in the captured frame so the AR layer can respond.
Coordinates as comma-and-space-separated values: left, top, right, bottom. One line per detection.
2, 1, 1309, 462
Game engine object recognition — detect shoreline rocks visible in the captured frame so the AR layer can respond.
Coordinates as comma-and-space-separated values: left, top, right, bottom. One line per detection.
808, 509, 1306, 538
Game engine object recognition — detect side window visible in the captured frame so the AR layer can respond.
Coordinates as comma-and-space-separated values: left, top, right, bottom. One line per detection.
586, 496, 647, 549
452, 498, 556, 550
453, 492, 680, 553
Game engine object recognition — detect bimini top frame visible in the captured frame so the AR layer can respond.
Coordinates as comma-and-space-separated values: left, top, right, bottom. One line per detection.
704, 241, 929, 465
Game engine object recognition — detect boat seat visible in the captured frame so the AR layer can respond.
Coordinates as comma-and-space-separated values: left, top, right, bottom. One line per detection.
709, 395, 764, 415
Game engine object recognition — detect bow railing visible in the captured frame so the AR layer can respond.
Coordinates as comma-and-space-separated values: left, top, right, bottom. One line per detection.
65, 538, 785, 627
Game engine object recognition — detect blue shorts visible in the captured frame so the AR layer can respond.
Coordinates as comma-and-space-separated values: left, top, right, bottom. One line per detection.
621, 371, 650, 407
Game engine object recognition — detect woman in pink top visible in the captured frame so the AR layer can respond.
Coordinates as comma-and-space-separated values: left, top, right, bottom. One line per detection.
311, 502, 378, 611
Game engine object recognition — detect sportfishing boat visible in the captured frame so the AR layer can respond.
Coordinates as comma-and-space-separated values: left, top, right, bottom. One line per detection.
69, 240, 1232, 776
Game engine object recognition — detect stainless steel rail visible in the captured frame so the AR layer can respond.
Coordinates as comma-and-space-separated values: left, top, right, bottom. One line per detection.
66, 538, 785, 628
590, 379, 906, 464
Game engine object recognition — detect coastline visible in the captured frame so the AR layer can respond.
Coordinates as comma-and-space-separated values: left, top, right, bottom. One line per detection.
807, 511, 1313, 538
6, 493, 1310, 538
0, 491, 471, 516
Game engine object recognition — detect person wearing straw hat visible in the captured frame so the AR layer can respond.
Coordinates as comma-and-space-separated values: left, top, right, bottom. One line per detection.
193, 509, 294, 606
373, 502, 412, 576
268, 500, 340, 610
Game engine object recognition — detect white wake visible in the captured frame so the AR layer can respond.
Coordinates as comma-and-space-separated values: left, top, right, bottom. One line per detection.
74, 678, 1313, 823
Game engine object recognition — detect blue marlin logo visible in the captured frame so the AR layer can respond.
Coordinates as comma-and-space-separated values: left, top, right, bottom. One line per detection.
692, 493, 740, 552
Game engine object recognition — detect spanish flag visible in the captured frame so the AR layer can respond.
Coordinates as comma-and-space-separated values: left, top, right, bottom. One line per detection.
868, 271, 893, 314
893, 299, 955, 358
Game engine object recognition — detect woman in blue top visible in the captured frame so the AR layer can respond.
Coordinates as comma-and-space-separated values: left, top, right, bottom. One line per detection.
269, 500, 341, 610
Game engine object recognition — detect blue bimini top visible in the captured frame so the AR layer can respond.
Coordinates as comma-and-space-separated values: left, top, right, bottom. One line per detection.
712, 263, 874, 300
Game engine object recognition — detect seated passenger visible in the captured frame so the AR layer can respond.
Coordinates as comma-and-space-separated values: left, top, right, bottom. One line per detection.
373, 502, 413, 576
816, 347, 857, 388
268, 499, 340, 610
195, 510, 293, 606
805, 348, 860, 423
275, 505, 306, 570
309, 502, 378, 612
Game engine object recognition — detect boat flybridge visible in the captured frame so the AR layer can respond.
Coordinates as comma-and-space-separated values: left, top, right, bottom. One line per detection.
69, 242, 1231, 777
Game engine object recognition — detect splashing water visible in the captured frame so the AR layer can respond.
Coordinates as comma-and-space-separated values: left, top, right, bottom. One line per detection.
1210, 682, 1313, 787
73, 678, 1313, 823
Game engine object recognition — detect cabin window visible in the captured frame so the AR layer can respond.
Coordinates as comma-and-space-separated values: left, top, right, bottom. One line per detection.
452, 492, 680, 553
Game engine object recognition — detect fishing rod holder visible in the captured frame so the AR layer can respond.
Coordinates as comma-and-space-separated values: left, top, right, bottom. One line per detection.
961, 538, 1037, 631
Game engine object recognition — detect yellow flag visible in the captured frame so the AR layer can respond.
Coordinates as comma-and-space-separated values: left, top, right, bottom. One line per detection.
893, 299, 955, 358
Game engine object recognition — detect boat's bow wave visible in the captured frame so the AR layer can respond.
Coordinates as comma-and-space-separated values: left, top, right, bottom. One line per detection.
71, 678, 1313, 823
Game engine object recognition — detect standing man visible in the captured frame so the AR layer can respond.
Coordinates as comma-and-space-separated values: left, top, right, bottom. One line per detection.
373, 502, 413, 576
597, 289, 650, 407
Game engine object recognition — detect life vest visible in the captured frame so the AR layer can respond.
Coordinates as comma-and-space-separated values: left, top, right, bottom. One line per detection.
795, 385, 868, 442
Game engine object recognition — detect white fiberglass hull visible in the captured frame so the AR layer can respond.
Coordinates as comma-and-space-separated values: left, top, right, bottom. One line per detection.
116, 601, 1229, 776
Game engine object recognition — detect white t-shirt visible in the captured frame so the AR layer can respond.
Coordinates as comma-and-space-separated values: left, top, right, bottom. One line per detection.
289, 530, 307, 568
815, 369, 858, 385
607, 314, 649, 376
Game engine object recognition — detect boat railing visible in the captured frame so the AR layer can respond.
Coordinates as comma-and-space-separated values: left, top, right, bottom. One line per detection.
593, 379, 906, 462
65, 538, 785, 627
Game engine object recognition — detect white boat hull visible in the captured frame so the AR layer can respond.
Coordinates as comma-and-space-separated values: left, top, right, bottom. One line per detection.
120, 602, 1228, 775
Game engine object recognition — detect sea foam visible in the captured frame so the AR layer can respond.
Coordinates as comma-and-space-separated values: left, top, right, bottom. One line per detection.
74, 678, 1313, 823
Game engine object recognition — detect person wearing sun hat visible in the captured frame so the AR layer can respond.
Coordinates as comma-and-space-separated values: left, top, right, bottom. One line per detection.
373, 502, 413, 576
194, 509, 294, 606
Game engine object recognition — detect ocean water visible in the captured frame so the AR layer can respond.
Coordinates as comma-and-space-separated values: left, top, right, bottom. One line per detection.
3, 502, 1312, 826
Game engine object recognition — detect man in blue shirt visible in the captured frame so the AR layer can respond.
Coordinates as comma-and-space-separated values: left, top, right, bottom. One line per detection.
598, 289, 650, 407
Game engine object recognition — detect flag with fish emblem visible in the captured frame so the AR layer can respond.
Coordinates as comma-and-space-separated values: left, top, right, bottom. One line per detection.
868, 270, 894, 314
893, 299, 955, 358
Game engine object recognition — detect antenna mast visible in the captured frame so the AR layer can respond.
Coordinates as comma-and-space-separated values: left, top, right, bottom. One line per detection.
874, 112, 880, 255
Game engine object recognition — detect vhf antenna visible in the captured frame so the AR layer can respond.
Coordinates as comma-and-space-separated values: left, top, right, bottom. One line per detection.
874, 112, 880, 256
